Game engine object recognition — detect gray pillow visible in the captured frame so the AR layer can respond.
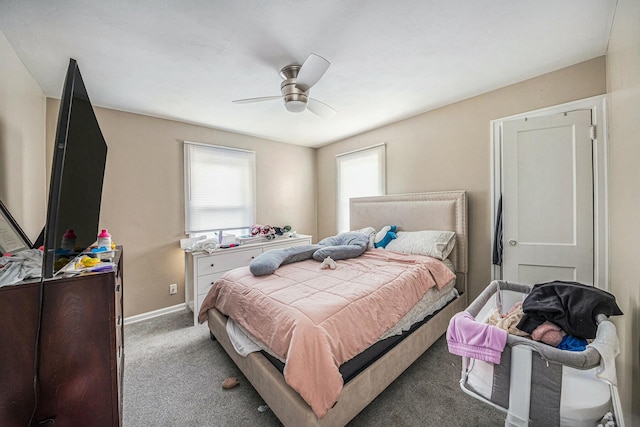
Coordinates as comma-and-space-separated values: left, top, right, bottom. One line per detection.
312, 232, 369, 261
249, 244, 322, 276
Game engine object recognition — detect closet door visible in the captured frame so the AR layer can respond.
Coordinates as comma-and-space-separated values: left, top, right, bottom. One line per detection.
501, 109, 594, 285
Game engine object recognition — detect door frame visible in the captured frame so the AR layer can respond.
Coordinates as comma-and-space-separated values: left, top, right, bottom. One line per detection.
490, 95, 609, 289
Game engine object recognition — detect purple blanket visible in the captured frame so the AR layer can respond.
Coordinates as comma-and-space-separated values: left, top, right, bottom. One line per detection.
447, 311, 507, 364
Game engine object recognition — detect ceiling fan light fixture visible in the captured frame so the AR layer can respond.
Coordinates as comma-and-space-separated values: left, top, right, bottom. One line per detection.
282, 83, 308, 113
285, 100, 307, 113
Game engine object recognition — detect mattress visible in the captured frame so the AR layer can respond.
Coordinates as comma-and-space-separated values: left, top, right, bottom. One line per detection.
225, 258, 458, 380
264, 287, 458, 383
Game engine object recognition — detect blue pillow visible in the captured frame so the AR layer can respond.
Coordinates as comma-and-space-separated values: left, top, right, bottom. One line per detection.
374, 225, 397, 248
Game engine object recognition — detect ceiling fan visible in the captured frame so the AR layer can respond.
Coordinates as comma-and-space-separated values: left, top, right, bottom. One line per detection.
233, 53, 336, 118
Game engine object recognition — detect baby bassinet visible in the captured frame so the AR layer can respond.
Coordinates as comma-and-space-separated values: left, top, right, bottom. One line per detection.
454, 280, 620, 427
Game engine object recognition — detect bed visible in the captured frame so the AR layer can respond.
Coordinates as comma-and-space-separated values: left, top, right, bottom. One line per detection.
200, 190, 468, 426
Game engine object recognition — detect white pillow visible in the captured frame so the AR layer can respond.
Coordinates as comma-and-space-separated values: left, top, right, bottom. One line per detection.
385, 230, 456, 260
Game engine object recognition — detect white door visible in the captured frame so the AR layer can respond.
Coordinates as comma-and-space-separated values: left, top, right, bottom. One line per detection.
501, 110, 594, 285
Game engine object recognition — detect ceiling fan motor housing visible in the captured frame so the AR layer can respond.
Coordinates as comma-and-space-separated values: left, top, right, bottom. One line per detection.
280, 65, 308, 113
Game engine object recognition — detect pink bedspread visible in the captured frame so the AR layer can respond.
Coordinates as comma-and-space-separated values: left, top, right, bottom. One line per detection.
198, 249, 455, 419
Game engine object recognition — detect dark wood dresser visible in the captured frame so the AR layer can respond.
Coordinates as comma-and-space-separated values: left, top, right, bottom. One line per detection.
0, 247, 124, 427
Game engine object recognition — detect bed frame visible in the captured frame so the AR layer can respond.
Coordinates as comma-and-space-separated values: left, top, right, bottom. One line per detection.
205, 190, 468, 426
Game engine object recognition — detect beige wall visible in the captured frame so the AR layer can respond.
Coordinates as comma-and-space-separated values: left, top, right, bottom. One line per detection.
45, 101, 317, 317
318, 57, 606, 304
606, 0, 640, 423
0, 31, 46, 239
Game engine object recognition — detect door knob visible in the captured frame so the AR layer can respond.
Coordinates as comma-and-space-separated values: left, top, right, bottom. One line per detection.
508, 239, 517, 246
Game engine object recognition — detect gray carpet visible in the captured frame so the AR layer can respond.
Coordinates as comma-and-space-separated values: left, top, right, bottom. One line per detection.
123, 309, 505, 426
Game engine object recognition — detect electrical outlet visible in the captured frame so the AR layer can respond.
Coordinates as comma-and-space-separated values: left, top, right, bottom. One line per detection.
169, 283, 178, 295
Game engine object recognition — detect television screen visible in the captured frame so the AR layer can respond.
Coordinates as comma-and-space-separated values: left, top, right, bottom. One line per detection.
42, 59, 108, 278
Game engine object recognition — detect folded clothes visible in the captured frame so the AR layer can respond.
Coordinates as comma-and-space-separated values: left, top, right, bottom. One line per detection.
487, 302, 529, 337
557, 335, 587, 352
517, 281, 623, 339
0, 249, 43, 287
531, 321, 566, 347
447, 311, 507, 364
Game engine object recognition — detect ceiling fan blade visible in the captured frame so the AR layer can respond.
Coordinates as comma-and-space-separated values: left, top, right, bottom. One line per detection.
307, 98, 336, 118
233, 95, 282, 104
295, 54, 330, 92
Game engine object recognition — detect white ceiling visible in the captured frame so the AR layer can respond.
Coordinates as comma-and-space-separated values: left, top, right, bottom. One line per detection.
0, 1, 617, 148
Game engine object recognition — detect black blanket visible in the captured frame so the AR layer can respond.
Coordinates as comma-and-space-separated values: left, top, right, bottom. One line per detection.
516, 281, 623, 339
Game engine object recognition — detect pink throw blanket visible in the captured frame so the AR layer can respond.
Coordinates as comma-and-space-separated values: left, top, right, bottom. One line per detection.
198, 250, 455, 419
446, 311, 507, 364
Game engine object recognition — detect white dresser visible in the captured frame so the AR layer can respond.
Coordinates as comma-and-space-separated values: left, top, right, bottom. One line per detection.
185, 234, 312, 325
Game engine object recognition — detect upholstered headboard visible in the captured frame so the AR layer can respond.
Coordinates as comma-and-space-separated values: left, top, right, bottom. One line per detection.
350, 191, 468, 293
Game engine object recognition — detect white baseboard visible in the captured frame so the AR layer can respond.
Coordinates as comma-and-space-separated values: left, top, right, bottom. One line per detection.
124, 303, 187, 325
611, 384, 625, 427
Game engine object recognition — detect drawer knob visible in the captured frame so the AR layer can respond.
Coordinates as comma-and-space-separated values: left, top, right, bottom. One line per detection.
210, 263, 215, 267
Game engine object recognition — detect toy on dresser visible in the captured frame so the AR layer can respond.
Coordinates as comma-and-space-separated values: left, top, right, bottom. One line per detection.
250, 224, 292, 240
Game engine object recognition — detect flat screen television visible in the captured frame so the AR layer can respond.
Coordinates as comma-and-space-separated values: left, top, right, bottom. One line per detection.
42, 58, 108, 278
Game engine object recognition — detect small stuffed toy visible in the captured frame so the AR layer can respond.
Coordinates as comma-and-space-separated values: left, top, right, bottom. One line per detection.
320, 256, 336, 270
274, 225, 292, 236
250, 224, 276, 240
250, 224, 262, 236
374, 225, 397, 248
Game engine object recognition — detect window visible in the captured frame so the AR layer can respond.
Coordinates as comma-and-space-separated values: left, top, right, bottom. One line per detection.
336, 144, 386, 233
184, 142, 256, 235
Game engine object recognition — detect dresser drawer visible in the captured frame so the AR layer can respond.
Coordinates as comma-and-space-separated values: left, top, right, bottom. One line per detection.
196, 272, 224, 294
196, 291, 213, 318
116, 313, 123, 337
114, 288, 122, 320
116, 343, 124, 390
196, 248, 261, 276
264, 238, 311, 252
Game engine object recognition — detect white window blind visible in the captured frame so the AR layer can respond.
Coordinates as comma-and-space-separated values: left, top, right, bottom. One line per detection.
184, 142, 256, 234
336, 144, 386, 233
